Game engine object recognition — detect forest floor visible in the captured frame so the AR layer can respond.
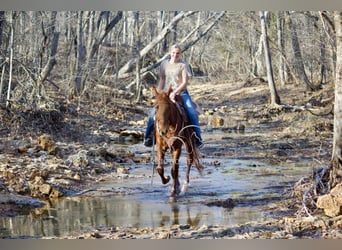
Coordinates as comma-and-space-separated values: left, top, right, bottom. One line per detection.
1, 77, 341, 239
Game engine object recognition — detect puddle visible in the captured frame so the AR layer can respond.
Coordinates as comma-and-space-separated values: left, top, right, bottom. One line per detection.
0, 150, 312, 238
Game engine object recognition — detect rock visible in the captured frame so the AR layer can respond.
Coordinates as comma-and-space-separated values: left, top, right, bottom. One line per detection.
29, 169, 49, 181
119, 130, 143, 139
106, 146, 134, 159
204, 198, 235, 209
38, 134, 58, 154
39, 184, 52, 195
33, 176, 45, 185
49, 188, 63, 198
213, 116, 224, 127
317, 183, 342, 217
117, 167, 129, 175
66, 150, 89, 168
73, 173, 81, 181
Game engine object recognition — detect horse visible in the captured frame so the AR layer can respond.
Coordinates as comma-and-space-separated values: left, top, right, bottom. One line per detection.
151, 86, 203, 197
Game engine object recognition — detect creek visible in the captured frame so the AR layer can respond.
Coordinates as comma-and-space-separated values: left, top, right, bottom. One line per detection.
0, 129, 313, 238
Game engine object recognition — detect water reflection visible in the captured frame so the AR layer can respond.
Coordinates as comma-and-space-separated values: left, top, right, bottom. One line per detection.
0, 196, 225, 238
0, 192, 266, 238
157, 202, 201, 227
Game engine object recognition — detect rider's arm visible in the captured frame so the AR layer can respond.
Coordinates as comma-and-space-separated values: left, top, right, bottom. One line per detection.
170, 64, 188, 101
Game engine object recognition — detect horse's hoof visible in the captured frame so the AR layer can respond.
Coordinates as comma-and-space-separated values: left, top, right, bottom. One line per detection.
170, 192, 176, 198
162, 176, 170, 184
180, 183, 188, 194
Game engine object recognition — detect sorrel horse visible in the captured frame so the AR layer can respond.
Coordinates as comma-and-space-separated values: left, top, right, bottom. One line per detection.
151, 86, 203, 197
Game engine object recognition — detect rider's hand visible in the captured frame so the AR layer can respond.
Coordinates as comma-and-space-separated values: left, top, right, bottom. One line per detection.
170, 91, 176, 103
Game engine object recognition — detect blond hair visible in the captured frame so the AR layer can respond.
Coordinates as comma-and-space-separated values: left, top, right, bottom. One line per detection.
169, 44, 182, 52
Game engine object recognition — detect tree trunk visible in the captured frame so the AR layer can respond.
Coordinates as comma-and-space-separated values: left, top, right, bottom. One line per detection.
135, 12, 142, 102
287, 12, 318, 91
182, 11, 225, 52
0, 11, 4, 49
6, 12, 15, 108
172, 11, 179, 44
74, 11, 86, 96
0, 11, 6, 102
259, 11, 281, 106
126, 11, 138, 50
320, 31, 327, 84
277, 11, 286, 86
0, 63, 5, 103
252, 35, 263, 77
87, 11, 123, 66
189, 12, 202, 64
330, 11, 342, 187
156, 11, 166, 54
39, 11, 58, 83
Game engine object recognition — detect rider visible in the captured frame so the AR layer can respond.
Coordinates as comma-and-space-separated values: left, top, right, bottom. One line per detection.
143, 44, 203, 148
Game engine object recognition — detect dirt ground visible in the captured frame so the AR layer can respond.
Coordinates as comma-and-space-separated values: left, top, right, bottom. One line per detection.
1, 78, 341, 239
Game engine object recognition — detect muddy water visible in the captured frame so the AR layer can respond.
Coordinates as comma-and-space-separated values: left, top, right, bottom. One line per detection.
0, 130, 313, 238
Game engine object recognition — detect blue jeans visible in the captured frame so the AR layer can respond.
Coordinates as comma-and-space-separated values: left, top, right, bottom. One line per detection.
144, 90, 202, 142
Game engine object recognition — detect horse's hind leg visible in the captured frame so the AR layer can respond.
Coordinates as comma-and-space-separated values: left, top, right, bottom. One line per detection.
181, 154, 193, 194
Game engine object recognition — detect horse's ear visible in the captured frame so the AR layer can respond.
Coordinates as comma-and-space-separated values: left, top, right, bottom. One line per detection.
151, 86, 158, 97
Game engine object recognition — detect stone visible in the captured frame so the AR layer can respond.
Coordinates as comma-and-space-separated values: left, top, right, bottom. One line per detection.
317, 184, 342, 217
38, 134, 58, 154
39, 183, 52, 195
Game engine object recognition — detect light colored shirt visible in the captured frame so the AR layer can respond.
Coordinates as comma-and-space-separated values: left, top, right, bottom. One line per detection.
159, 59, 192, 92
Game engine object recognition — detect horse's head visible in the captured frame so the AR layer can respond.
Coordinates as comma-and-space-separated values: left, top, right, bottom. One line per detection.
152, 86, 175, 137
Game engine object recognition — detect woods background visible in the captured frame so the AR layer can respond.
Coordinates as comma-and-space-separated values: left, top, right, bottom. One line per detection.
0, 11, 335, 106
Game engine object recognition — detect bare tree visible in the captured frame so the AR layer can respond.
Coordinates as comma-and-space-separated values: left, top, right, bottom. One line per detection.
330, 11, 342, 187
5, 11, 15, 108
86, 11, 123, 68
72, 11, 123, 97
0, 11, 4, 49
38, 11, 59, 84
252, 33, 264, 77
277, 11, 287, 86
287, 11, 319, 91
123, 11, 226, 91
0, 11, 7, 103
74, 11, 86, 96
117, 11, 197, 79
259, 11, 281, 106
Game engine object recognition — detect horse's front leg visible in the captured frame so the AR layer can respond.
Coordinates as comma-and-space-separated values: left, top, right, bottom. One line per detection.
170, 148, 181, 197
157, 149, 170, 184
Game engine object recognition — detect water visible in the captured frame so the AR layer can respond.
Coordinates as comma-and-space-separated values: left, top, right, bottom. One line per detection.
0, 153, 312, 238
